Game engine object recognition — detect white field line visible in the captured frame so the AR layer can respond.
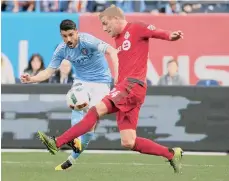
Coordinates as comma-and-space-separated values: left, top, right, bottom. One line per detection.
1, 149, 228, 156
1, 161, 229, 168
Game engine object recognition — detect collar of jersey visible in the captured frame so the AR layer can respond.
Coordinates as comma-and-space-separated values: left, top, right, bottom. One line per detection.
116, 22, 131, 39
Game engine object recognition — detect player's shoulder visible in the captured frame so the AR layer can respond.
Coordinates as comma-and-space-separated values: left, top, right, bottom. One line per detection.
54, 42, 66, 54
129, 22, 145, 28
129, 22, 156, 30
79, 32, 93, 39
79, 32, 97, 44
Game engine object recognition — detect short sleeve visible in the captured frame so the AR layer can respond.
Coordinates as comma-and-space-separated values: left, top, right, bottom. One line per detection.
48, 43, 65, 69
80, 33, 110, 53
135, 23, 170, 40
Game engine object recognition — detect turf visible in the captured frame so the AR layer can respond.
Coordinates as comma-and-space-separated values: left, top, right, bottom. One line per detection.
2, 152, 229, 181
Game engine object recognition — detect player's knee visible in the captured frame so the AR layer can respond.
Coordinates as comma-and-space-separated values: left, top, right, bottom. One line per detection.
121, 138, 135, 149
95, 101, 108, 117
120, 129, 136, 149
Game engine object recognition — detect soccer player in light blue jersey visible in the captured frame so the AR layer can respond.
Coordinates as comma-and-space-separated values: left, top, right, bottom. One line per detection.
20, 19, 119, 170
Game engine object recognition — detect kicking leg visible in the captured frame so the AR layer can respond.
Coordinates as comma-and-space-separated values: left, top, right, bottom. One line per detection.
55, 110, 95, 170
118, 108, 183, 174
55, 131, 94, 170
55, 110, 94, 170
37, 99, 118, 155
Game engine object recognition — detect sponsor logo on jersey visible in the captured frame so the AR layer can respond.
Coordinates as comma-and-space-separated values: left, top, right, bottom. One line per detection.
81, 48, 88, 55
122, 40, 131, 51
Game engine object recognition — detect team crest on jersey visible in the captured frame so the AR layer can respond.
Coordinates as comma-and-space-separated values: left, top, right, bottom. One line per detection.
147, 25, 156, 30
81, 48, 88, 55
124, 31, 130, 39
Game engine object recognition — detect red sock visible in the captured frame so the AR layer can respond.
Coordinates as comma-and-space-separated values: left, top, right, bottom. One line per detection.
56, 107, 98, 148
132, 137, 174, 160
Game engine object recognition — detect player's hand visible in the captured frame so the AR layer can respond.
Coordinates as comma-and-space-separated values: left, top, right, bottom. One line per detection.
170, 31, 183, 41
20, 73, 32, 84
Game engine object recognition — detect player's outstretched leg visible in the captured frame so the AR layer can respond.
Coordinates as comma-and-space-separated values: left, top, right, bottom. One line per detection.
55, 110, 90, 170
55, 110, 94, 170
37, 105, 101, 155
55, 132, 94, 170
55, 110, 84, 170
131, 137, 183, 173
37, 101, 116, 155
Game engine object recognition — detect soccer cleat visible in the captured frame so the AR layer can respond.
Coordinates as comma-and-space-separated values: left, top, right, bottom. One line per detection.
55, 138, 82, 171
66, 138, 82, 153
55, 160, 72, 171
169, 147, 183, 173
37, 131, 59, 155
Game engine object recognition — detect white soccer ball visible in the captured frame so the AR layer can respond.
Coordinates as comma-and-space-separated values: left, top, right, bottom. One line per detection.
66, 83, 90, 111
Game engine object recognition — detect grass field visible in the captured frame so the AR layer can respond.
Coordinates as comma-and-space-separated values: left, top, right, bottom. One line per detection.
2, 152, 229, 181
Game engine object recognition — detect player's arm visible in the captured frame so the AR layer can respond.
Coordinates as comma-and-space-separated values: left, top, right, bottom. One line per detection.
104, 46, 119, 84
29, 68, 56, 83
21, 44, 65, 83
138, 23, 183, 41
21, 67, 56, 84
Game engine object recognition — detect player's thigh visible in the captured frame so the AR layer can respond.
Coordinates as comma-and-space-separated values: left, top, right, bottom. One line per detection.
117, 106, 140, 131
89, 83, 110, 107
117, 107, 140, 148
108, 81, 146, 113
71, 110, 85, 126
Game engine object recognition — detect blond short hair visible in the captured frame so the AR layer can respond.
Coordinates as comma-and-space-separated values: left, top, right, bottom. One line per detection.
99, 5, 125, 20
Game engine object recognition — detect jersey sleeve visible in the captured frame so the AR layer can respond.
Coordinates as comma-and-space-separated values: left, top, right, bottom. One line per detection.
136, 23, 171, 40
81, 33, 110, 53
48, 43, 65, 69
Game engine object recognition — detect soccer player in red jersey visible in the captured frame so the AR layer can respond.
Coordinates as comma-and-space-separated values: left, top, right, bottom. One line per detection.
38, 5, 184, 173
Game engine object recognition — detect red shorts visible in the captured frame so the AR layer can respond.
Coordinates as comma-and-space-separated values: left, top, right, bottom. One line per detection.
102, 78, 147, 131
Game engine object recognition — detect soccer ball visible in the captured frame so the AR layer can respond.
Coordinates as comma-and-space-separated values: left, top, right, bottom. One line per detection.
66, 83, 90, 111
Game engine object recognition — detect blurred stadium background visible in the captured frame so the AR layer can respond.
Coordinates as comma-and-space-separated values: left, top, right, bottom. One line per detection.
1, 1, 229, 181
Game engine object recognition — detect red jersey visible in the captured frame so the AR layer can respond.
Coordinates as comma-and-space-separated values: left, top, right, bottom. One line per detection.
115, 22, 171, 83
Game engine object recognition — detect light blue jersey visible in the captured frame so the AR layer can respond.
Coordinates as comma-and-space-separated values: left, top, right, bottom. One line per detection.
50, 33, 112, 168
49, 33, 112, 83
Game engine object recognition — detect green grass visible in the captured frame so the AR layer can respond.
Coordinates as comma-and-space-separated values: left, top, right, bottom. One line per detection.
2, 152, 229, 181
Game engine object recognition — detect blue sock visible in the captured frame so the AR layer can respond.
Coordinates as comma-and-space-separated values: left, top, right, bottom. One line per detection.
68, 110, 94, 161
